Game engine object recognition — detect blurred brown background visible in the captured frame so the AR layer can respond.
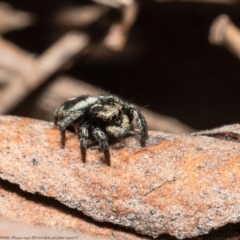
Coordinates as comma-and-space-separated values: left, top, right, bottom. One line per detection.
1, 0, 240, 131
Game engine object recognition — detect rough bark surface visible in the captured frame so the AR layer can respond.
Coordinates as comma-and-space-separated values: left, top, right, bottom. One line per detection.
0, 116, 240, 239
0, 179, 151, 240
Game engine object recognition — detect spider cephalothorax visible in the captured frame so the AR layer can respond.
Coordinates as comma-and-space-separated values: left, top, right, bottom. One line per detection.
54, 95, 148, 165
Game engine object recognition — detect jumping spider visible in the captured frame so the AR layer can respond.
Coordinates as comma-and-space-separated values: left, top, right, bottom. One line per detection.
54, 95, 148, 165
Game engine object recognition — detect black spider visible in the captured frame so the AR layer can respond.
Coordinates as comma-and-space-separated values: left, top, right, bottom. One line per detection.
54, 95, 148, 165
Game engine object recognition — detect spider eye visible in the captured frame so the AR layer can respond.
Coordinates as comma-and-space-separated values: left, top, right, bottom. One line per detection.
99, 95, 114, 104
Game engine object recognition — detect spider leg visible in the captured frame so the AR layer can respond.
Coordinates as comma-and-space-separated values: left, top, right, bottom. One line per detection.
53, 109, 72, 126
92, 128, 110, 166
105, 114, 130, 138
57, 111, 83, 148
76, 122, 89, 163
54, 116, 58, 126
53, 109, 62, 126
130, 105, 148, 146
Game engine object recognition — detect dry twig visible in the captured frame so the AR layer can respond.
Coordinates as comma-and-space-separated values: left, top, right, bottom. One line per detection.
104, 2, 138, 51
92, 0, 138, 51
0, 31, 89, 114
209, 14, 240, 59
0, 3, 34, 34
53, 5, 110, 28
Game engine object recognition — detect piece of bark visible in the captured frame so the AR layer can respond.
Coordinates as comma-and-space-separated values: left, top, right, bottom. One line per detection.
192, 124, 240, 142
1, 116, 240, 239
0, 179, 153, 240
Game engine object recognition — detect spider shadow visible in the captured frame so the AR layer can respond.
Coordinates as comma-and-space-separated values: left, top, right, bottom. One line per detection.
87, 132, 137, 165
89, 131, 135, 150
